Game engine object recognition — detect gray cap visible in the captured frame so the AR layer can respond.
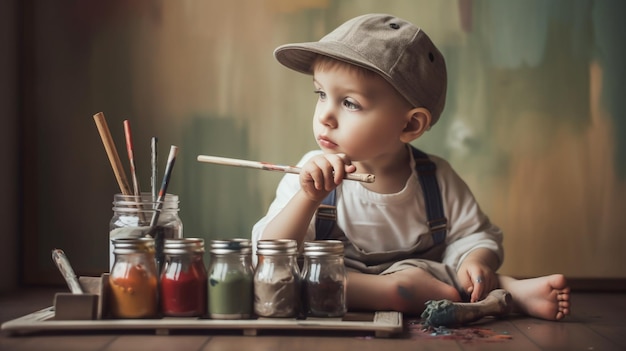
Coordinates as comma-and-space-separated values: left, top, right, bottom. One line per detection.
274, 13, 447, 126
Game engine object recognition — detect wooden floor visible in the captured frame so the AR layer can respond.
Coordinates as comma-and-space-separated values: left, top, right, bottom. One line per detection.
0, 287, 625, 351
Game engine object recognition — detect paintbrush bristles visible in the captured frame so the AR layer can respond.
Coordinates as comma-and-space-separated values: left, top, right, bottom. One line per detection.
196, 154, 375, 183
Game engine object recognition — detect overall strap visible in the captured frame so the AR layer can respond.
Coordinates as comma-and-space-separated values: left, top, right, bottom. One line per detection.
315, 146, 448, 244
410, 146, 448, 245
315, 190, 337, 240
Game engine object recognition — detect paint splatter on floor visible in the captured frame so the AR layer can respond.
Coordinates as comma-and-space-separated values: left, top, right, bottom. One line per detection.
406, 319, 513, 342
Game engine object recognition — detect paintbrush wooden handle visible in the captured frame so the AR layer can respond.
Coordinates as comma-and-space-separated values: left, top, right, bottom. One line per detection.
93, 112, 132, 195
123, 120, 141, 196
197, 155, 375, 183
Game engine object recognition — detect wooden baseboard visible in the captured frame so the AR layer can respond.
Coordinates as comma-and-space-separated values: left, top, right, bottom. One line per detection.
567, 278, 626, 292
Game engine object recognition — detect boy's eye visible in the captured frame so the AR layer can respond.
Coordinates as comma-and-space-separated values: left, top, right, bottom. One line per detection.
343, 99, 360, 110
314, 90, 326, 100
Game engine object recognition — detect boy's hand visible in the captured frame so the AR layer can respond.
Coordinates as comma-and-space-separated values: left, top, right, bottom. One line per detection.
457, 261, 496, 302
457, 248, 500, 302
299, 153, 356, 202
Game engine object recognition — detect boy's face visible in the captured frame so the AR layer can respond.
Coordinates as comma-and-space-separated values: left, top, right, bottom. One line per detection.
312, 62, 413, 162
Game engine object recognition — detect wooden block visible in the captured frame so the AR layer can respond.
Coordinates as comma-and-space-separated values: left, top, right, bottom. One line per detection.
78, 276, 103, 295
99, 273, 111, 319
54, 293, 98, 320
78, 274, 110, 319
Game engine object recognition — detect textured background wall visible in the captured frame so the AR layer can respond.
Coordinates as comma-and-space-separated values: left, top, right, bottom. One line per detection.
0, 0, 18, 292
13, 0, 626, 284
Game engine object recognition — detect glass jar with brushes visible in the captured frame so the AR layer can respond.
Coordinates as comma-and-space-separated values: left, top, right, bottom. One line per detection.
109, 193, 182, 272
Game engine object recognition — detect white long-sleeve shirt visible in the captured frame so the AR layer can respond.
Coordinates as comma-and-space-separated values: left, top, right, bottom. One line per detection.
252, 149, 504, 271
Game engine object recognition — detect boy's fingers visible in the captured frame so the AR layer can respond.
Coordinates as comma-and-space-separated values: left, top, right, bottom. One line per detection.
325, 153, 349, 184
463, 273, 481, 302
303, 164, 324, 190
336, 153, 351, 164
471, 284, 482, 302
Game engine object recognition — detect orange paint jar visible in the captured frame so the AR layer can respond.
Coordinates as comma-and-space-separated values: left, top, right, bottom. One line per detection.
109, 237, 158, 319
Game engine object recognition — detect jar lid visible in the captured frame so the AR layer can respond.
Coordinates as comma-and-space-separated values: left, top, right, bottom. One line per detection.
256, 239, 298, 255
210, 238, 252, 255
303, 240, 344, 256
164, 237, 204, 254
112, 237, 155, 254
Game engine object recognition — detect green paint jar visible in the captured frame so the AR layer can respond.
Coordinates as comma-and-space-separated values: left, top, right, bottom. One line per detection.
207, 239, 254, 319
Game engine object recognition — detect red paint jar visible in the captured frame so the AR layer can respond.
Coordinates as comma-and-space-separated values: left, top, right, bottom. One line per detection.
160, 238, 207, 317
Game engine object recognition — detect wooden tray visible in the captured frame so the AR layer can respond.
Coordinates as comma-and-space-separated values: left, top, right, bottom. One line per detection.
1, 307, 403, 338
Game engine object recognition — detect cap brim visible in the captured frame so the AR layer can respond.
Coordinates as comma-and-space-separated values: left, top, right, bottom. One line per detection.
273, 42, 389, 79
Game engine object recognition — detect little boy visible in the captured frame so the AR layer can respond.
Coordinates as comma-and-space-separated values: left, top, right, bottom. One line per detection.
252, 13, 570, 319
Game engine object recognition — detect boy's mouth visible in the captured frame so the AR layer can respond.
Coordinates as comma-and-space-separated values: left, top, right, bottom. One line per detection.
317, 135, 338, 149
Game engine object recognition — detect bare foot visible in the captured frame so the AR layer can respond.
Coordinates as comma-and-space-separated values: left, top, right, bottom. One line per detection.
499, 274, 570, 320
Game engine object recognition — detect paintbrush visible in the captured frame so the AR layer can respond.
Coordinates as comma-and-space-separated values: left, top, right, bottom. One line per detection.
149, 145, 178, 228
149, 145, 178, 273
123, 120, 141, 196
196, 155, 376, 183
93, 112, 132, 195
51, 249, 83, 294
151, 137, 158, 202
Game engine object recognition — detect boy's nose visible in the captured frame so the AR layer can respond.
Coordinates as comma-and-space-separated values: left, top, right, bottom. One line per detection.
317, 105, 338, 128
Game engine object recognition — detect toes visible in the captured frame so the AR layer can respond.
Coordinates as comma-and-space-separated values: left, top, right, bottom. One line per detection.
557, 291, 570, 301
557, 301, 570, 314
557, 287, 571, 295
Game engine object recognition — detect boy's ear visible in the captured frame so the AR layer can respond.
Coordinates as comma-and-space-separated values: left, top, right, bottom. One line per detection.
400, 107, 432, 143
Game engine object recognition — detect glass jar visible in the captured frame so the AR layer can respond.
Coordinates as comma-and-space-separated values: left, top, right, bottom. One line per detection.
207, 239, 254, 319
109, 237, 158, 319
160, 238, 207, 317
254, 239, 300, 318
301, 240, 347, 317
109, 193, 183, 272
